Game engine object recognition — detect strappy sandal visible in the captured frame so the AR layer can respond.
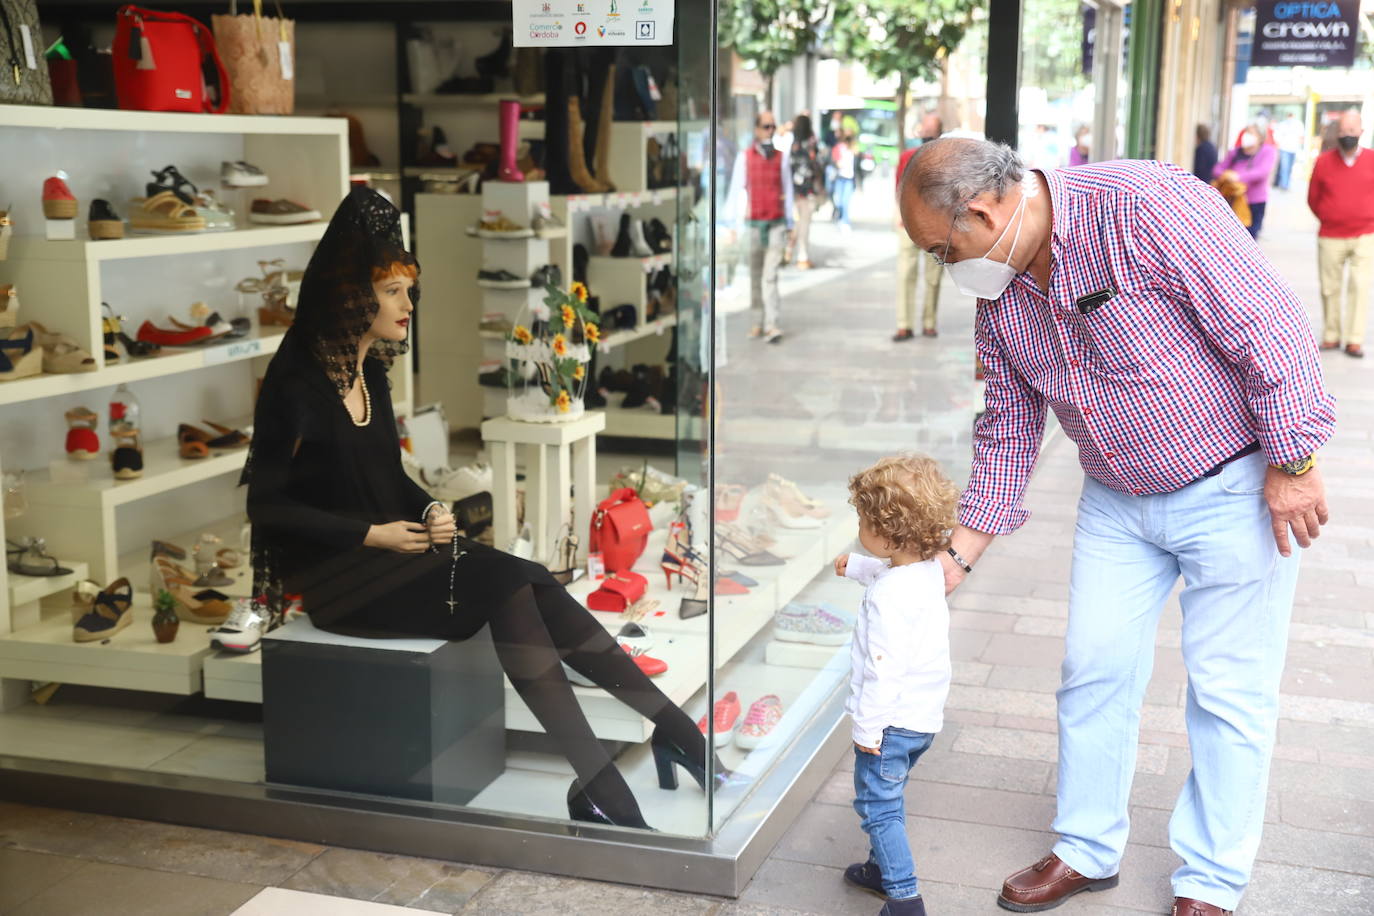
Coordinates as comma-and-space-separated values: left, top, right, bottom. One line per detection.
74, 577, 134, 642
0, 326, 42, 381
103, 303, 158, 359
215, 548, 243, 569
70, 578, 102, 623
28, 321, 96, 373
7, 537, 74, 577
151, 539, 186, 560
192, 533, 234, 587
128, 190, 206, 234
167, 583, 232, 625
147, 164, 198, 206
0, 284, 19, 328
177, 424, 211, 459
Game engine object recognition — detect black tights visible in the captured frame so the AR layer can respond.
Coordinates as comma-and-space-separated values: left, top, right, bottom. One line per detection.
303, 549, 705, 824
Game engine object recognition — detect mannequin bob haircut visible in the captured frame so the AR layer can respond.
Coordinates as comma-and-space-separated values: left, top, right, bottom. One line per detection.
371, 260, 418, 284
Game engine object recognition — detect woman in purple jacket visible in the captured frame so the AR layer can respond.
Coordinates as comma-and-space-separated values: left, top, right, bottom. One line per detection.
1213, 125, 1278, 239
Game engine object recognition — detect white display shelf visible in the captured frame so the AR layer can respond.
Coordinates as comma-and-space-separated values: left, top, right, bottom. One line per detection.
589, 253, 673, 271
402, 92, 546, 108
559, 187, 679, 212
24, 422, 255, 511
114, 513, 253, 607
203, 650, 261, 703
601, 403, 676, 440
0, 104, 350, 136
5, 224, 327, 263
0, 599, 215, 695
597, 314, 678, 350
0, 331, 286, 408
7, 560, 89, 609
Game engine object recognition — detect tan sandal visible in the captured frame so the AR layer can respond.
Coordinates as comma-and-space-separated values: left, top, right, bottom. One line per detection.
167, 584, 231, 625
28, 321, 96, 373
0, 284, 18, 328
128, 190, 206, 234
215, 547, 243, 569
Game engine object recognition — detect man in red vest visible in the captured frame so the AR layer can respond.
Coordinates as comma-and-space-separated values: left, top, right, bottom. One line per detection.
725, 111, 795, 344
1308, 108, 1374, 358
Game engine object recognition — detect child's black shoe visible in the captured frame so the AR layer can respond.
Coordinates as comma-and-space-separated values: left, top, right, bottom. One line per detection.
879, 895, 926, 915
845, 860, 886, 898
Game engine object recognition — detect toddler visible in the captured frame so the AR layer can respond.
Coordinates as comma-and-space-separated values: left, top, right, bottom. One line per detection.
834, 453, 958, 915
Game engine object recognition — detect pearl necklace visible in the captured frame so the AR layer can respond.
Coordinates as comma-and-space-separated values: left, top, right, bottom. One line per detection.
349, 372, 371, 427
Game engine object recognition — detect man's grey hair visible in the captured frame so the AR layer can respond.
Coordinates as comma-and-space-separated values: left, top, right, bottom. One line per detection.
901, 139, 1025, 231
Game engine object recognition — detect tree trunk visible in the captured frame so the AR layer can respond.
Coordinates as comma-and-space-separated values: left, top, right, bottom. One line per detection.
895, 75, 909, 149
766, 71, 776, 110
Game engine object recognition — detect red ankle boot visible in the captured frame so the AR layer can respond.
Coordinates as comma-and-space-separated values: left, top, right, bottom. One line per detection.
498, 100, 525, 182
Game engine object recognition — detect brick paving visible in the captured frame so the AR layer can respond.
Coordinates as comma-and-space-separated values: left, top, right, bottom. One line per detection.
2, 186, 1371, 915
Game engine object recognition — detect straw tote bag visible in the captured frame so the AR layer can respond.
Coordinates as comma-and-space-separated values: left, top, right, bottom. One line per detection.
0, 0, 53, 105
213, 0, 293, 114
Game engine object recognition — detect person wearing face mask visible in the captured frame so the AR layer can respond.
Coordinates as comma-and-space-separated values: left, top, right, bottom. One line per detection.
899, 139, 1334, 916
1212, 125, 1277, 239
724, 110, 795, 344
1307, 109, 1374, 358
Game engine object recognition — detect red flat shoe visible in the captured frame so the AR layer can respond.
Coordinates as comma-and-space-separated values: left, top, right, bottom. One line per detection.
137, 319, 213, 347
1320, 339, 1340, 350
714, 577, 750, 596
622, 643, 667, 677
42, 175, 77, 219
1346, 343, 1365, 358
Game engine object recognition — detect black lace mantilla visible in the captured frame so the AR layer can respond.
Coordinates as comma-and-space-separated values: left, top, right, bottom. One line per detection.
240, 186, 421, 614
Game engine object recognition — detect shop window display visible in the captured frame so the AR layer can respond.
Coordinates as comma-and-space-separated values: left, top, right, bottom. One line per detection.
0, 0, 908, 891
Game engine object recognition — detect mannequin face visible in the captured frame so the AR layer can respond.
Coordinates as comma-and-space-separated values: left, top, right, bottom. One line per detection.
368, 269, 415, 343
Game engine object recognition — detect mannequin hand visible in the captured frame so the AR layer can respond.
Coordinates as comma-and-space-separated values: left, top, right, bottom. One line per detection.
426, 508, 457, 545
365, 521, 432, 554
833, 553, 850, 577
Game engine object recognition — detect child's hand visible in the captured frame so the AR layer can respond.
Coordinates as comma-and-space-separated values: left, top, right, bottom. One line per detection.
854, 741, 880, 755
834, 553, 850, 577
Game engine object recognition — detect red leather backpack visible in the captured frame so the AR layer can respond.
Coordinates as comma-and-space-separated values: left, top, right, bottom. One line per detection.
589, 487, 652, 574
113, 6, 230, 113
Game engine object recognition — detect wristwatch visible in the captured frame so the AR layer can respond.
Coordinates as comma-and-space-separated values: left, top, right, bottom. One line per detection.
1271, 454, 1316, 476
946, 546, 973, 574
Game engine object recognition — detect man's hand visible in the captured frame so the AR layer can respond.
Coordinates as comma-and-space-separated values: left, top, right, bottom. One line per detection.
937, 551, 968, 596
834, 553, 850, 577
854, 742, 880, 755
1265, 464, 1329, 557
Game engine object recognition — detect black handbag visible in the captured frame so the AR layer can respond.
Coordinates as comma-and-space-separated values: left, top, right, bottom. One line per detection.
452, 491, 493, 538
0, 0, 53, 106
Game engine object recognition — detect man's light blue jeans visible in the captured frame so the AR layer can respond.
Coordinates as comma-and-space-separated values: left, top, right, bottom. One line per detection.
1051, 452, 1299, 911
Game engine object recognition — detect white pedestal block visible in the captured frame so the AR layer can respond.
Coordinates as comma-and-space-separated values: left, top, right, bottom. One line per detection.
44, 219, 76, 240
480, 411, 606, 564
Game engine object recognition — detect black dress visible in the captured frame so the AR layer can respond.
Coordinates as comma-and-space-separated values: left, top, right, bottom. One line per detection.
246, 353, 557, 639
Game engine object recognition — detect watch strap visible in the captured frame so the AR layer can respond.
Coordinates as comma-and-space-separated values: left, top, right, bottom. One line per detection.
946, 546, 972, 574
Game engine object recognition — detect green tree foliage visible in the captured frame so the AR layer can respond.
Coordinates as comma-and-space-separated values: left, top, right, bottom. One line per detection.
718, 0, 838, 97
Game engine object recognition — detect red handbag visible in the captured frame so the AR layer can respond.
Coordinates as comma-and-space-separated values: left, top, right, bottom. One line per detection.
588, 487, 652, 573
113, 5, 230, 113
586, 571, 647, 613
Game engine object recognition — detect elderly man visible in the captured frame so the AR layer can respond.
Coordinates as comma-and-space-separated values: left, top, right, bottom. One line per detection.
1308, 109, 1374, 358
899, 139, 1334, 915
724, 110, 795, 344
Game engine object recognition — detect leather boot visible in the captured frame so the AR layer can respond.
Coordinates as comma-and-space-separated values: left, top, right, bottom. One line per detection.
543, 50, 579, 195
568, 98, 610, 193
611, 213, 633, 257
497, 99, 525, 182
629, 218, 654, 257
590, 62, 618, 190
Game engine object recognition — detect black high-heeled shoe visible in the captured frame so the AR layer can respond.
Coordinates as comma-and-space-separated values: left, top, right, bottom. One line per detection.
651, 726, 734, 791
566, 778, 652, 829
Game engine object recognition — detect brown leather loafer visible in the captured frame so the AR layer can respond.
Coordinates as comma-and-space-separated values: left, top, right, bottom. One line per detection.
1172, 898, 1232, 915
997, 853, 1119, 912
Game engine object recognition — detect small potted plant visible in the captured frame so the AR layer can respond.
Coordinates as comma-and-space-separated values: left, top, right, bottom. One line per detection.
505, 281, 599, 423
152, 588, 179, 643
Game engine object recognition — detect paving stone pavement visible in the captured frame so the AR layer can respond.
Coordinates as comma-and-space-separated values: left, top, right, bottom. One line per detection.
1, 187, 1371, 915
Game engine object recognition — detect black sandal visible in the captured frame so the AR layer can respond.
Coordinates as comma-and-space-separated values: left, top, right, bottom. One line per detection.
6, 537, 73, 577
147, 164, 198, 207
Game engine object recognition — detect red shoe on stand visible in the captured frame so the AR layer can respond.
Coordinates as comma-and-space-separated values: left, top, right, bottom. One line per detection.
697, 690, 742, 748
497, 99, 525, 182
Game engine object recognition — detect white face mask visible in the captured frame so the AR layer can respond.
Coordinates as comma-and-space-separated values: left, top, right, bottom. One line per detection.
943, 190, 1029, 300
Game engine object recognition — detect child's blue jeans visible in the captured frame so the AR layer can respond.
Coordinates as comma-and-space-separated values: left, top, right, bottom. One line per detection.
852, 727, 935, 900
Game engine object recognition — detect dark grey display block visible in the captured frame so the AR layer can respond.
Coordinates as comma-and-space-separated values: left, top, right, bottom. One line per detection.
261, 617, 505, 806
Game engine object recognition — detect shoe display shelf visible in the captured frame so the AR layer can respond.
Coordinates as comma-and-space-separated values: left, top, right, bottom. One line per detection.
0, 107, 417, 708
605, 122, 680, 195
401, 92, 545, 109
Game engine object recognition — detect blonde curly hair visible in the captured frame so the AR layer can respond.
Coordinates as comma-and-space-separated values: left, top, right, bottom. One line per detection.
848, 453, 959, 561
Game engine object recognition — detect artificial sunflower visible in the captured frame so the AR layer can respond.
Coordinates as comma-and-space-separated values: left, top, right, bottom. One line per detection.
556, 390, 572, 413
573, 365, 585, 381
561, 304, 576, 328
570, 281, 589, 303
551, 333, 568, 357
584, 322, 601, 344
513, 325, 533, 345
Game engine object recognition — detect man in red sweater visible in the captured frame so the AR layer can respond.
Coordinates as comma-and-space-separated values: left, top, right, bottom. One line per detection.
1307, 109, 1374, 358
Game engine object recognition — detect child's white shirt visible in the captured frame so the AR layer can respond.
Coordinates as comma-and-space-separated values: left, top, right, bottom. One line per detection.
843, 553, 951, 747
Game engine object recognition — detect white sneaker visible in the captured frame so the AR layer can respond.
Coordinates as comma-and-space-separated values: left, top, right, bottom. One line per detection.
773, 604, 851, 645
209, 598, 267, 653
427, 462, 492, 502
220, 160, 269, 187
